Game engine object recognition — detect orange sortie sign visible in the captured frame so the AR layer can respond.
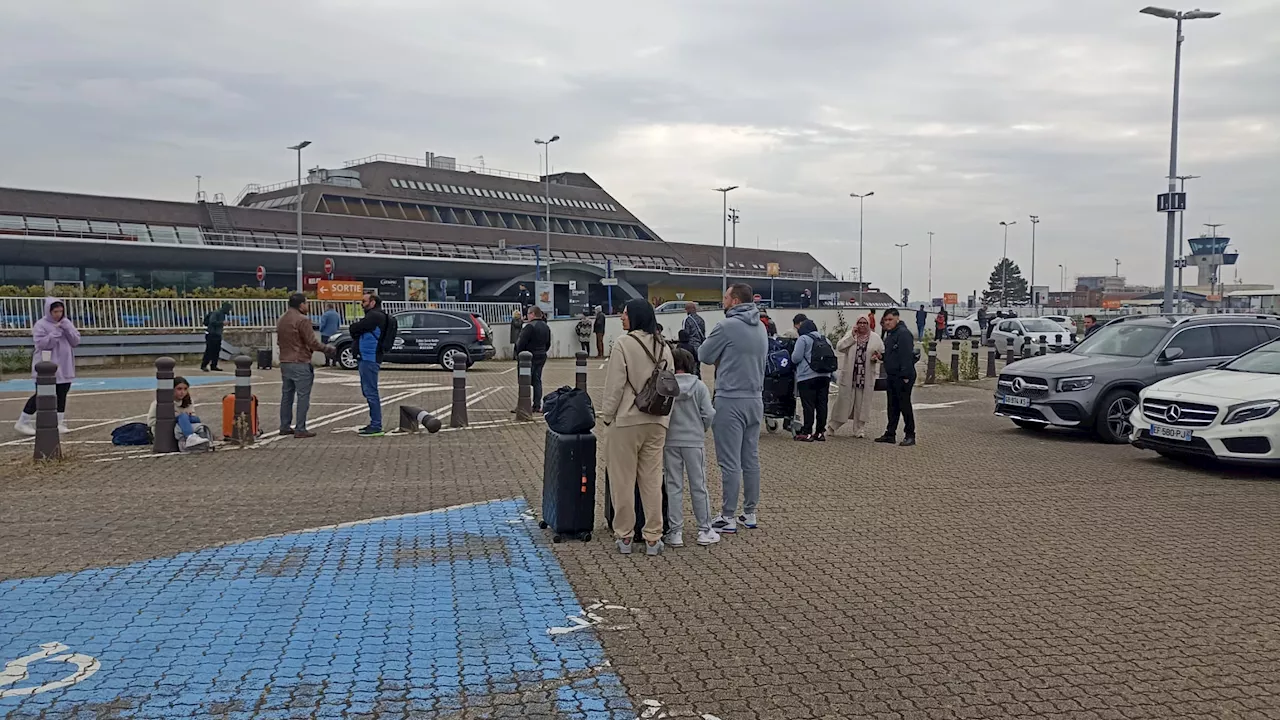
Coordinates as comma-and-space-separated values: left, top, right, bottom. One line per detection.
317, 280, 365, 300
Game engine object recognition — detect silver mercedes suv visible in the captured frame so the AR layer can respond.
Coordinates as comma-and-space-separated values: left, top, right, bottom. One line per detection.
994, 314, 1280, 443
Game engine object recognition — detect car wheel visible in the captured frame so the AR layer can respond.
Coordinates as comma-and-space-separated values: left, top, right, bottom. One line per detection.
1012, 420, 1047, 431
439, 346, 467, 371
337, 344, 359, 370
1094, 389, 1138, 444
955, 326, 972, 339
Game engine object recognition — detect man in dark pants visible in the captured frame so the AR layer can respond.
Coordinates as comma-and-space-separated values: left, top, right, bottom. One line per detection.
875, 308, 918, 447
593, 306, 607, 358
201, 301, 232, 371
515, 305, 551, 411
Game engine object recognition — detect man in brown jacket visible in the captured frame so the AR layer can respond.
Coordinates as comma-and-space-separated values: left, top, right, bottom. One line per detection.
276, 293, 330, 438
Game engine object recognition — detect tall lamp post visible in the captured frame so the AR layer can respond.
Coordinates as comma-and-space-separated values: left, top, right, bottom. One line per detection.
894, 243, 909, 305
1058, 264, 1066, 293
534, 135, 560, 284
715, 186, 739, 292
1174, 173, 1200, 307
1141, 5, 1220, 313
728, 207, 740, 248
1029, 216, 1040, 313
999, 220, 1017, 306
287, 141, 311, 293
850, 191, 874, 305
926, 231, 935, 300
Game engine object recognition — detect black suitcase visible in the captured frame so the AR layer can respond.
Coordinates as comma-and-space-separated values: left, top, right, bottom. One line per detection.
604, 470, 670, 543
539, 429, 596, 542
257, 348, 273, 370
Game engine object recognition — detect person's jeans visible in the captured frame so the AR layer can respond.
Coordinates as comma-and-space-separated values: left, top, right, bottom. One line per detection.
916, 322, 926, 338
358, 360, 382, 429
279, 362, 314, 432
797, 376, 830, 435
176, 413, 200, 438
885, 374, 916, 437
531, 355, 547, 409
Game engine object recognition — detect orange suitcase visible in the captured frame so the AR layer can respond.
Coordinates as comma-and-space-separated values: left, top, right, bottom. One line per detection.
222, 394, 259, 438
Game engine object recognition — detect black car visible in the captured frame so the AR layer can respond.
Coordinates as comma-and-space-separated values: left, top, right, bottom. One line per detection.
331, 309, 496, 371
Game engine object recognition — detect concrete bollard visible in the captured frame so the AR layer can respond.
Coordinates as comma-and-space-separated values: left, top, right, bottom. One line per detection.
450, 350, 469, 428
925, 342, 937, 385
575, 351, 588, 392
154, 357, 179, 454
986, 348, 997, 378
515, 351, 534, 421
949, 341, 960, 382
399, 405, 442, 434
33, 360, 60, 461
232, 355, 254, 444
1037, 335, 1048, 357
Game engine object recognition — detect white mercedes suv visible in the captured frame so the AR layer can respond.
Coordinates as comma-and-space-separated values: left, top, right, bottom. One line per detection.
1130, 337, 1280, 466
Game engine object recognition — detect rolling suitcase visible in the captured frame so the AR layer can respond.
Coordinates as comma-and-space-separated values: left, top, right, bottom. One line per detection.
257, 349, 273, 370
539, 428, 596, 543
604, 470, 670, 543
221, 394, 260, 438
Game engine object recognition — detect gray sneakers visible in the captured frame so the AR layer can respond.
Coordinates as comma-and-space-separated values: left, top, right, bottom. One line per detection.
645, 539, 665, 556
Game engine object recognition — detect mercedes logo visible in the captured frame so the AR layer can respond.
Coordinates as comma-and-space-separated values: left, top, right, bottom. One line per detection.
1165, 404, 1182, 423
1012, 377, 1025, 393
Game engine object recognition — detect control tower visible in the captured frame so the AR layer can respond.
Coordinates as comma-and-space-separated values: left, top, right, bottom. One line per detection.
1184, 235, 1238, 291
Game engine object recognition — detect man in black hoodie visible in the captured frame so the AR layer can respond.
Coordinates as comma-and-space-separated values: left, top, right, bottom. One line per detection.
201, 301, 232, 371
515, 305, 552, 411
875, 308, 918, 446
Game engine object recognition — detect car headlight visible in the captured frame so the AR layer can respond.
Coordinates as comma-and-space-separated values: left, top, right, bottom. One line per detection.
1056, 376, 1094, 392
1222, 400, 1280, 425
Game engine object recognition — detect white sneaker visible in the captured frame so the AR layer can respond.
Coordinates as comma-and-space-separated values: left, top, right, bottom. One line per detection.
57, 412, 69, 434
663, 531, 684, 548
710, 515, 737, 534
739, 513, 758, 529
645, 539, 665, 556
696, 529, 721, 546
616, 538, 633, 555
14, 412, 35, 436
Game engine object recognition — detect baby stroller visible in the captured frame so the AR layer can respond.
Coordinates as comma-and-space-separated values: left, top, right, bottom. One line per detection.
763, 337, 801, 435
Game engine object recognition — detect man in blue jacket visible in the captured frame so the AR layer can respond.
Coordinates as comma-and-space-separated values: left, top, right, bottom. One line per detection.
698, 283, 769, 534
349, 291, 389, 436
318, 304, 342, 367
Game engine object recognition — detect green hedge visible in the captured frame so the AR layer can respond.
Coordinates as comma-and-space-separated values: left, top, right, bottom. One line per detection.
0, 285, 293, 299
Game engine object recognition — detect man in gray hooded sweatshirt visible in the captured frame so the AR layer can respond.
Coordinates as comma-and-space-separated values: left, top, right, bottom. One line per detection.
697, 283, 769, 534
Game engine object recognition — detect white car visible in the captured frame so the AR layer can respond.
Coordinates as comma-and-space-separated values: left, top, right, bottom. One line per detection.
1041, 315, 1078, 334
946, 313, 981, 339
988, 316, 1075, 352
1130, 338, 1280, 466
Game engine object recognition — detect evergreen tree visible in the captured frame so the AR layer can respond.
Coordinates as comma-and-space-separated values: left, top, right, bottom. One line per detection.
980, 259, 1029, 306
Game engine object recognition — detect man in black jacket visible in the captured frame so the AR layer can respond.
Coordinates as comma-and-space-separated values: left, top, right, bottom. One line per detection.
516, 306, 552, 411
593, 306, 607, 358
875, 308, 918, 447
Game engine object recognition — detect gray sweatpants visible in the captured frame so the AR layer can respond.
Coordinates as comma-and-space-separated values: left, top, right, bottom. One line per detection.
713, 396, 763, 517
663, 446, 712, 535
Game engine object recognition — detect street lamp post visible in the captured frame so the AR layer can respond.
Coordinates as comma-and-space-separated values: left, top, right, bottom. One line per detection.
286, 140, 311, 293
850, 192, 874, 305
1141, 5, 1220, 313
1115, 258, 1122, 278
894, 243, 909, 305
728, 207, 740, 249
1058, 264, 1066, 294
534, 135, 560, 284
926, 231, 935, 300
714, 186, 739, 292
1029, 216, 1040, 313
999, 220, 1017, 306
1174, 173, 1200, 307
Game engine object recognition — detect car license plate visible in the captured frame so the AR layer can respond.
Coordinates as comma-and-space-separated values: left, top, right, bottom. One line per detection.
999, 394, 1031, 408
1149, 424, 1193, 442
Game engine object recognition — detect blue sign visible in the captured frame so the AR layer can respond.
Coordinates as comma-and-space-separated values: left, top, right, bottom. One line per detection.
0, 499, 633, 718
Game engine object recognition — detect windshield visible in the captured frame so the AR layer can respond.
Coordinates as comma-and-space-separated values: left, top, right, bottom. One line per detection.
1022, 318, 1065, 333
1071, 323, 1168, 357
1222, 340, 1280, 374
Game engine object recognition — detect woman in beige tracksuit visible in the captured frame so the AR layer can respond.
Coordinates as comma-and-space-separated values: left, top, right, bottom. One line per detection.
600, 298, 674, 555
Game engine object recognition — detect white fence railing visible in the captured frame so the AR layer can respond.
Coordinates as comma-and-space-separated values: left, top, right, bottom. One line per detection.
0, 298, 521, 333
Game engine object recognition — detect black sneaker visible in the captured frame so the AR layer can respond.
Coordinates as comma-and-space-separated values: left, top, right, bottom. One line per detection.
793, 434, 813, 442
357, 426, 385, 437
873, 434, 896, 444
279, 427, 294, 436
814, 433, 827, 442
899, 436, 916, 447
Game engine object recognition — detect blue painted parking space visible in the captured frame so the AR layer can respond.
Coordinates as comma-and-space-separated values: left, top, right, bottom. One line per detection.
0, 498, 634, 719
0, 375, 230, 393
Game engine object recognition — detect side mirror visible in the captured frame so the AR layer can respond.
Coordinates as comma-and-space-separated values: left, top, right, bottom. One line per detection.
1159, 347, 1184, 363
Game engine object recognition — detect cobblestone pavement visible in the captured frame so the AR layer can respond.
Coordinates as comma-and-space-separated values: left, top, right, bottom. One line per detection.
2, 359, 1279, 718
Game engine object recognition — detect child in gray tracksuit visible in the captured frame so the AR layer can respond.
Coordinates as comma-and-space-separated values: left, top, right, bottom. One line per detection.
663, 348, 718, 547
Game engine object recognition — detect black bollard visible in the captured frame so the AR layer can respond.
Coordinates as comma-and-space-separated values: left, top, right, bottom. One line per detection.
949, 341, 960, 382
399, 405, 442, 434
232, 355, 254, 444
154, 357, 179, 454
1037, 335, 1048, 357
1021, 337, 1032, 360
1070, 332, 1078, 345
925, 342, 937, 385
515, 351, 533, 421
1005, 336, 1016, 361
33, 360, 60, 461
575, 351, 588, 391
986, 348, 996, 378
450, 350, 469, 428
969, 339, 980, 380
1054, 333, 1063, 349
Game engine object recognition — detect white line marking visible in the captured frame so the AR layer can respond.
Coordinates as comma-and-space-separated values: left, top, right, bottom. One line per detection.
0, 414, 148, 447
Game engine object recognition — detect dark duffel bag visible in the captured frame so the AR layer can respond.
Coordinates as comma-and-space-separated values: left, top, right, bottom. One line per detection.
539, 428, 596, 542
542, 386, 595, 434
603, 470, 669, 543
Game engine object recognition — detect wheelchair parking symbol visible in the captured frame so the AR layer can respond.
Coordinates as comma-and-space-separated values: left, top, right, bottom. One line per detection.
0, 642, 101, 698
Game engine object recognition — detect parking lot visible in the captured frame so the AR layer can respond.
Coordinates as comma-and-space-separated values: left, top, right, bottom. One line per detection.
2, 358, 1279, 719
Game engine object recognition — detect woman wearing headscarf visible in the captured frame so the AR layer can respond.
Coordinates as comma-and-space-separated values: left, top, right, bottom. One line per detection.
826, 314, 884, 438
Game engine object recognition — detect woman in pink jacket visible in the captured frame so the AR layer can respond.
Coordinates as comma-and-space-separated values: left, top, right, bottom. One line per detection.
15, 297, 81, 435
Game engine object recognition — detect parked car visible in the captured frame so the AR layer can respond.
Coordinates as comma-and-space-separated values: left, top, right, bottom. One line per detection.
1130, 337, 1280, 466
331, 309, 495, 371
1041, 315, 1078, 334
993, 314, 1280, 443
988, 317, 1076, 351
946, 313, 981, 339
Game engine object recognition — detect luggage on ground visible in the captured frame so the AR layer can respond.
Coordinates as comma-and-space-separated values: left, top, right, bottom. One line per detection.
111, 422, 153, 446
257, 349, 273, 370
540, 428, 596, 542
542, 386, 595, 434
604, 470, 669, 543
221, 394, 260, 438
181, 424, 214, 453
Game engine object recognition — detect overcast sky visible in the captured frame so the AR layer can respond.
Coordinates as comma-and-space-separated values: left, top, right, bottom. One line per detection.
1, 0, 1276, 299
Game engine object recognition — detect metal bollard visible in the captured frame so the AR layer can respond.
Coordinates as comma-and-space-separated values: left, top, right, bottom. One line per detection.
575, 351, 588, 392
1054, 333, 1063, 349
950, 341, 960, 381
925, 342, 937, 384
986, 348, 996, 378
1005, 336, 1016, 361
515, 351, 533, 421
1037, 335, 1048, 357
450, 350, 469, 428
1021, 337, 1032, 359
33, 359, 60, 461
232, 355, 254, 444
1070, 332, 1078, 345
969, 339, 980, 379
399, 405, 442, 434
154, 357, 179, 454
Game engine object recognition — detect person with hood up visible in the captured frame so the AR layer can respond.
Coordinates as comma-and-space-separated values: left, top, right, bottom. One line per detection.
201, 301, 232, 372
827, 314, 884, 438
663, 347, 717, 547
698, 283, 769, 534
349, 290, 391, 436
16, 297, 81, 435
790, 314, 833, 442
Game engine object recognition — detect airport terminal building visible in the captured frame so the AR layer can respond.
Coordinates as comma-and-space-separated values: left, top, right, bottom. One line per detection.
0, 152, 856, 313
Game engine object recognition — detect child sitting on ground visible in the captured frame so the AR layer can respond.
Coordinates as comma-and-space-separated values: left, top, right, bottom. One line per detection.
147, 376, 206, 445
662, 348, 717, 547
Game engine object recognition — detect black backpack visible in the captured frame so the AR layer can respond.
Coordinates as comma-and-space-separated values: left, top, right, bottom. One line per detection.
809, 335, 839, 373
379, 313, 399, 354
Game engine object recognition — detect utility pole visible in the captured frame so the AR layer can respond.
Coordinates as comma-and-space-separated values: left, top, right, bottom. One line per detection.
714, 186, 739, 293
1174, 174, 1200, 308
728, 208, 740, 248
850, 192, 874, 305
894, 243, 909, 305
1029, 216, 1039, 312
927, 231, 935, 299
999, 221, 1017, 306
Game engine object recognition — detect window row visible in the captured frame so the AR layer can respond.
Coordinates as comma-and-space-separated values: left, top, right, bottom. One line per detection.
0, 215, 207, 245
243, 196, 299, 210
389, 178, 618, 213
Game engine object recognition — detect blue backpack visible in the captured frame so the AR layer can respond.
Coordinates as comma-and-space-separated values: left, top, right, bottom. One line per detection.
112, 422, 153, 446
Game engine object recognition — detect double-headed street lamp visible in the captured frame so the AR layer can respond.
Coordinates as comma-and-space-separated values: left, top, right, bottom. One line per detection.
715, 186, 739, 292
287, 140, 311, 293
1141, 5, 1220, 313
999, 220, 1017, 306
534, 135, 560, 283
850, 191, 874, 305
